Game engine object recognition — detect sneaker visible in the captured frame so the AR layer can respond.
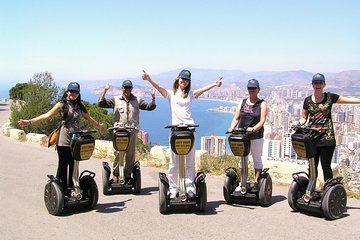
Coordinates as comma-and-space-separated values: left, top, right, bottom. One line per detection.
125, 177, 134, 186
235, 186, 242, 192
112, 176, 119, 183
186, 183, 195, 198
187, 186, 195, 198
169, 188, 178, 199
252, 183, 259, 192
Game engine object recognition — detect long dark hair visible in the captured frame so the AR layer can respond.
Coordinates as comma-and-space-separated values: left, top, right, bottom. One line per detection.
60, 91, 87, 120
173, 77, 191, 98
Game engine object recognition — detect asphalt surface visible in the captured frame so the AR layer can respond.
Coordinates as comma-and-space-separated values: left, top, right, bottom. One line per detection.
1, 102, 360, 240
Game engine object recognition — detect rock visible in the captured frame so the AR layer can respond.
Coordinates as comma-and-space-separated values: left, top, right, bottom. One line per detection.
9, 128, 26, 141
26, 133, 47, 146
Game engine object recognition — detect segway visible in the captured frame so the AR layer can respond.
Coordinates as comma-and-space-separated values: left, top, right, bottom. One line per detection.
288, 126, 347, 220
102, 126, 141, 195
158, 123, 207, 214
44, 130, 98, 216
223, 128, 272, 207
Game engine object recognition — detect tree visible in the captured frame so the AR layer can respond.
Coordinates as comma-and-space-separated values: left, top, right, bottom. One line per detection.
10, 71, 61, 134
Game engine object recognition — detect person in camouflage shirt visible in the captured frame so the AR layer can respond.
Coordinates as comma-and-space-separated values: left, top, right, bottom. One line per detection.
298, 73, 360, 182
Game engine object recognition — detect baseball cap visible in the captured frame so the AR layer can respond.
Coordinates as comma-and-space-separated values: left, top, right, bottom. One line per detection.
178, 69, 191, 81
67, 82, 80, 92
122, 80, 133, 87
247, 79, 260, 88
312, 73, 325, 82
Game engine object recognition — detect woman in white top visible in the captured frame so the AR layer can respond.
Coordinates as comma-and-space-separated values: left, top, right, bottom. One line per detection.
142, 69, 222, 198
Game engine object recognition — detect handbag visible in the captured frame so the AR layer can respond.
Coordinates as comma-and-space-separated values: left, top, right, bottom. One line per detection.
47, 127, 60, 148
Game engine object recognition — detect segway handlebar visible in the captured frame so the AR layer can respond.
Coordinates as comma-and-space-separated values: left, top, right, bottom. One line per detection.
108, 125, 135, 131
165, 123, 199, 129
291, 125, 321, 133
225, 128, 247, 134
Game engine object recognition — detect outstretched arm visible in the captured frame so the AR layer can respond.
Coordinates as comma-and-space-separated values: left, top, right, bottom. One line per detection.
82, 112, 106, 132
337, 96, 360, 104
142, 70, 168, 98
98, 83, 110, 102
18, 102, 61, 127
194, 77, 223, 98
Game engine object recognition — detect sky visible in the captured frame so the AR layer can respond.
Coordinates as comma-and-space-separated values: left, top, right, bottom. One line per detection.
0, 0, 359, 83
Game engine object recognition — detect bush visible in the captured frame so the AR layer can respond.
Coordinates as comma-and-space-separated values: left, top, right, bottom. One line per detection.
198, 154, 255, 179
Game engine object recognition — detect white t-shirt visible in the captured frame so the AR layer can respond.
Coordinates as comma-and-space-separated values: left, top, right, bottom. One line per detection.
166, 89, 195, 125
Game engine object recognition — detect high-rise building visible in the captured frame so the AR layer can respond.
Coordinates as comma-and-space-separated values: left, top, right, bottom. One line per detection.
138, 130, 149, 144
201, 133, 226, 156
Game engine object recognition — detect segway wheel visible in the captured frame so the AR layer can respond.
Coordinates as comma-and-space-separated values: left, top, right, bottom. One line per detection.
158, 178, 168, 214
44, 181, 64, 216
223, 176, 234, 204
80, 176, 99, 210
258, 173, 272, 207
102, 167, 110, 195
197, 182, 207, 212
133, 169, 141, 194
288, 176, 308, 212
322, 184, 347, 220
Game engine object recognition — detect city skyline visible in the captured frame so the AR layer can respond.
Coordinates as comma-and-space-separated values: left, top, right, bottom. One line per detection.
1, 1, 359, 83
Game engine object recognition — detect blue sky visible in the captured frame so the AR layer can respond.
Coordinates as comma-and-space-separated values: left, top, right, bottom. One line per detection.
0, 0, 359, 83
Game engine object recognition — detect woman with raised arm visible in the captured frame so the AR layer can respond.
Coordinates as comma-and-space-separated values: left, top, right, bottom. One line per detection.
142, 69, 222, 198
298, 73, 360, 182
18, 82, 106, 191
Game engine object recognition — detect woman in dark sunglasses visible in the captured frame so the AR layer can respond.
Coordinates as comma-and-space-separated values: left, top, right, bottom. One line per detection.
228, 78, 267, 191
18, 82, 106, 191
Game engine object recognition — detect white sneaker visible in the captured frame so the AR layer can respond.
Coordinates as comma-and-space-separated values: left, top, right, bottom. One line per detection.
169, 188, 178, 199
186, 185, 195, 198
235, 186, 242, 192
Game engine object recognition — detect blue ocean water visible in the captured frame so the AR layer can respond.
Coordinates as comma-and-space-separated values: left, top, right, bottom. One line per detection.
81, 91, 237, 148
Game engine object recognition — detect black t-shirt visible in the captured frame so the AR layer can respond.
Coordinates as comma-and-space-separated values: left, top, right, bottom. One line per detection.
303, 92, 339, 146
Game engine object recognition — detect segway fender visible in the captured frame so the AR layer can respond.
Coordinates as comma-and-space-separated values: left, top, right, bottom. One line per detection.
195, 172, 206, 184
225, 167, 239, 182
102, 162, 111, 175
159, 172, 170, 188
132, 160, 141, 171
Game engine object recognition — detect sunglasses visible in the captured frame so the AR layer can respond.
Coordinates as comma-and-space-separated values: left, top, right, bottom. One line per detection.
123, 86, 133, 89
312, 81, 324, 85
247, 87, 257, 90
69, 90, 79, 94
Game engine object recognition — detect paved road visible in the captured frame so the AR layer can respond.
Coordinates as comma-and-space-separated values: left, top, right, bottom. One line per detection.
1, 102, 359, 240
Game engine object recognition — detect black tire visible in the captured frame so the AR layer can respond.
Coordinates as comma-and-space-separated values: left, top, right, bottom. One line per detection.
258, 173, 272, 207
44, 181, 64, 216
223, 176, 234, 204
288, 176, 308, 212
133, 169, 141, 194
197, 182, 207, 212
158, 178, 168, 214
102, 167, 110, 195
322, 184, 347, 220
80, 176, 99, 210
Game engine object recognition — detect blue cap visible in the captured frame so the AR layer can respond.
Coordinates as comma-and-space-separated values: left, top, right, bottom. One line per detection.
312, 73, 325, 82
178, 69, 191, 81
122, 80, 133, 87
67, 82, 80, 92
247, 79, 259, 88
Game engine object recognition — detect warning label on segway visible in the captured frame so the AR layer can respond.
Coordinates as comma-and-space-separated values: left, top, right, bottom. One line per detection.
80, 143, 95, 160
115, 137, 129, 151
175, 139, 192, 155
230, 142, 245, 156
292, 140, 306, 158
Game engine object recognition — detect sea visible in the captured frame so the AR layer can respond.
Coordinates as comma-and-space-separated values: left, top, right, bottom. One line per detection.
0, 86, 237, 149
